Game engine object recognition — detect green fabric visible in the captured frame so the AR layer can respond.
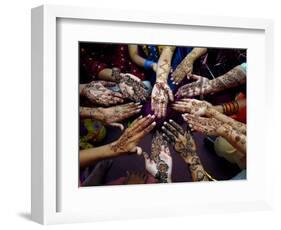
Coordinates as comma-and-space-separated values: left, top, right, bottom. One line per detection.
240, 62, 247, 72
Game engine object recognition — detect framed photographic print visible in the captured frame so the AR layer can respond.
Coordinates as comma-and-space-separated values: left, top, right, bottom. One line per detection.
31, 5, 274, 225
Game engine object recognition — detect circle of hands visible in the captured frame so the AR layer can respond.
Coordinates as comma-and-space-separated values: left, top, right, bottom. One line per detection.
82, 66, 237, 182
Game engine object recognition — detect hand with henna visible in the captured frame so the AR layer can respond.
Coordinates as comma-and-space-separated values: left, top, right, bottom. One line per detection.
171, 48, 207, 85
183, 114, 246, 155
161, 119, 209, 181
171, 55, 194, 85
80, 102, 143, 130
172, 98, 213, 116
175, 74, 210, 98
182, 113, 225, 136
110, 114, 156, 155
142, 145, 172, 183
80, 80, 124, 106
116, 72, 149, 102
151, 82, 174, 118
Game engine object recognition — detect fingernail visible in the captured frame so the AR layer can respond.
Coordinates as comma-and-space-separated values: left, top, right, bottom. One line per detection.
136, 109, 141, 112
164, 121, 167, 125
169, 119, 173, 122
151, 115, 155, 119
152, 122, 156, 125
147, 114, 151, 117
135, 102, 141, 105
138, 115, 143, 119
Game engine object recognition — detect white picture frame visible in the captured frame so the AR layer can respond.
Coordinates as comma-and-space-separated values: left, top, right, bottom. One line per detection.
31, 4, 274, 225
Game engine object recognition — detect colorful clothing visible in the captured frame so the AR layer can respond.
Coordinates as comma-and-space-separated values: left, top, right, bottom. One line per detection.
80, 44, 146, 82
79, 119, 107, 149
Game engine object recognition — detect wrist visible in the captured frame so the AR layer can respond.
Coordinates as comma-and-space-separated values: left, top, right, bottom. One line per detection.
94, 107, 105, 121
206, 107, 219, 117
186, 53, 196, 63
213, 105, 224, 114
108, 141, 123, 157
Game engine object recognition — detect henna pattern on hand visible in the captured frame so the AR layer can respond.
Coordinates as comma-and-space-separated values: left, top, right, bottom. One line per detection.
172, 99, 213, 116
151, 82, 173, 118
81, 81, 124, 106
161, 119, 209, 181
175, 74, 210, 98
117, 73, 149, 102
110, 115, 156, 154
161, 119, 196, 161
183, 114, 225, 136
143, 145, 172, 183
150, 132, 170, 183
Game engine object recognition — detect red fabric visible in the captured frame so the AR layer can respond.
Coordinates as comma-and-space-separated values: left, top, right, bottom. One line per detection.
81, 44, 146, 80
231, 92, 246, 124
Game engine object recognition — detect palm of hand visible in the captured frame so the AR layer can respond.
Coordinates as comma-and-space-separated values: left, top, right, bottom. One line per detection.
151, 82, 173, 118
143, 147, 172, 179
173, 99, 212, 116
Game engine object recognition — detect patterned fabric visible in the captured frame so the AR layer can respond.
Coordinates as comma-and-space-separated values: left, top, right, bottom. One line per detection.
79, 119, 107, 149
80, 44, 146, 81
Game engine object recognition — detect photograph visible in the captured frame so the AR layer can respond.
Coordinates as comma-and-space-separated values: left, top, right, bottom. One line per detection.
78, 42, 247, 186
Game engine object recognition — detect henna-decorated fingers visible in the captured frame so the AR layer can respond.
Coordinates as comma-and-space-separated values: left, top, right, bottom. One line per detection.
168, 119, 185, 135
163, 121, 179, 137
166, 86, 174, 102
161, 126, 176, 143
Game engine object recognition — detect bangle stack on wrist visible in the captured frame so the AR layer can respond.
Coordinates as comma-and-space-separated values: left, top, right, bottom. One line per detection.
144, 59, 156, 70
222, 101, 239, 115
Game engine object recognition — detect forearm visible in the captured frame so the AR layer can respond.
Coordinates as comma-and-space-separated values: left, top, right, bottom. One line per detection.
208, 108, 246, 135
79, 107, 103, 120
177, 148, 209, 182
187, 47, 207, 62
128, 45, 146, 67
156, 46, 175, 82
219, 126, 247, 155
79, 142, 119, 168
207, 65, 246, 94
185, 156, 209, 182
